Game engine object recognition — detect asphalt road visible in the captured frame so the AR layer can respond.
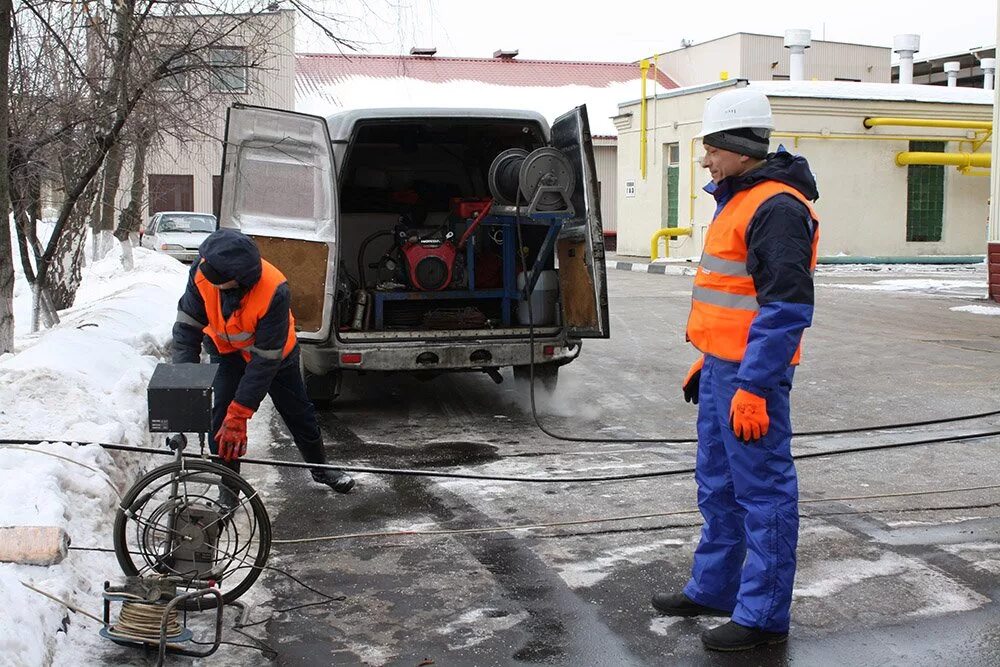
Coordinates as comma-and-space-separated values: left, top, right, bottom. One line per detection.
241, 265, 1000, 666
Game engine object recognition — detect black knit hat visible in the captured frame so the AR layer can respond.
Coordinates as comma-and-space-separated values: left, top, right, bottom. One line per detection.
703, 126, 771, 159
198, 258, 230, 285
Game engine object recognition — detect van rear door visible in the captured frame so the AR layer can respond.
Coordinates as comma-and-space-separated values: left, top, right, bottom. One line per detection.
219, 104, 338, 343
551, 105, 611, 339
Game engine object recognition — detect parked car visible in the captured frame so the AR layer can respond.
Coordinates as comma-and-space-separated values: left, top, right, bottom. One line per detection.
218, 104, 610, 402
140, 212, 217, 262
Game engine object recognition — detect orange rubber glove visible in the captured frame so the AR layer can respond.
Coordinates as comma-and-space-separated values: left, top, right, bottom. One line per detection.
729, 388, 769, 443
215, 401, 254, 462
682, 356, 704, 404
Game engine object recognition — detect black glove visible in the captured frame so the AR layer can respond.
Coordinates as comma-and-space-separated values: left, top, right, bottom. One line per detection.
682, 357, 704, 405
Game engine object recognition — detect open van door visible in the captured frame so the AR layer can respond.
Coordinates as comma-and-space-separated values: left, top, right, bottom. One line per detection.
220, 104, 338, 343
551, 105, 611, 339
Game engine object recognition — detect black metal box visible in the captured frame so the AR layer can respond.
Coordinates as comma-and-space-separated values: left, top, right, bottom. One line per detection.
147, 363, 218, 433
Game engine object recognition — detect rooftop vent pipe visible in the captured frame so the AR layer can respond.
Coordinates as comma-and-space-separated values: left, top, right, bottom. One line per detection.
943, 61, 961, 87
493, 49, 519, 59
784, 29, 811, 81
981, 57, 996, 90
894, 34, 920, 84
409, 46, 437, 56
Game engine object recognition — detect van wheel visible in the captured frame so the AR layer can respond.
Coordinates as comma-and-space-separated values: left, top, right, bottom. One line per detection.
303, 368, 341, 408
513, 364, 559, 392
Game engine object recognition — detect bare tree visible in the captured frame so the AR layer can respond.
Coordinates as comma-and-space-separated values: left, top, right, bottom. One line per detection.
0, 0, 12, 352
0, 1, 370, 339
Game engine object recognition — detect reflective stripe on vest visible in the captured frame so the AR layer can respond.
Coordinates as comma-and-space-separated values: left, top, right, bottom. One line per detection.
175, 309, 207, 329
686, 180, 819, 364
195, 259, 298, 363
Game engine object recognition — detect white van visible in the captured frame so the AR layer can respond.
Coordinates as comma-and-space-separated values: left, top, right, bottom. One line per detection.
218, 104, 610, 402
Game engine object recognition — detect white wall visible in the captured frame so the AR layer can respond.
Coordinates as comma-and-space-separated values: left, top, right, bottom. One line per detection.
139, 10, 296, 218
616, 87, 992, 259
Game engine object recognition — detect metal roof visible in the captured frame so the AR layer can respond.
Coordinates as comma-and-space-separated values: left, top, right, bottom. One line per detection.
296, 53, 677, 91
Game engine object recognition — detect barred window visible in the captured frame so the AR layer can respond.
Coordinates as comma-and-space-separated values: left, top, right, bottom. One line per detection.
905, 141, 945, 242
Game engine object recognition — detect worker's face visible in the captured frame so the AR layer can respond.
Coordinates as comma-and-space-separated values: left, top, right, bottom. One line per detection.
701, 144, 752, 183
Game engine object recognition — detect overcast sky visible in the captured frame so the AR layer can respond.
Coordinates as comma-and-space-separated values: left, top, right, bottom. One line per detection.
300, 0, 996, 63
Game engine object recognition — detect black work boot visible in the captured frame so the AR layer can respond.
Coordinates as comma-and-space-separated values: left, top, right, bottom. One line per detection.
701, 621, 788, 651
651, 592, 731, 617
311, 468, 355, 494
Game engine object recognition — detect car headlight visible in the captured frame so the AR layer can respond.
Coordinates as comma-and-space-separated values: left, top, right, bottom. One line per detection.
160, 243, 185, 251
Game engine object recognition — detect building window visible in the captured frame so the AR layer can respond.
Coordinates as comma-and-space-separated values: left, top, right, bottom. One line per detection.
835, 77, 862, 82
209, 48, 247, 93
156, 48, 188, 91
772, 74, 790, 81
664, 142, 680, 228
906, 141, 946, 242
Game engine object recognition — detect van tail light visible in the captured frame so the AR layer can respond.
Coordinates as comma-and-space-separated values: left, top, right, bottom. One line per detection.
340, 353, 363, 365
543, 345, 555, 357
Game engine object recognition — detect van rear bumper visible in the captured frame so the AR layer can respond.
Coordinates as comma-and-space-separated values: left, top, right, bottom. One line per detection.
301, 339, 580, 373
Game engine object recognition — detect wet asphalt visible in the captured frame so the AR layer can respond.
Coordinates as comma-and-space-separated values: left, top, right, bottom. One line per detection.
243, 265, 1000, 666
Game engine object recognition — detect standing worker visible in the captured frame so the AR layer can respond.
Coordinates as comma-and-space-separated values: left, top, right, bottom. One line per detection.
651, 86, 819, 651
172, 228, 355, 494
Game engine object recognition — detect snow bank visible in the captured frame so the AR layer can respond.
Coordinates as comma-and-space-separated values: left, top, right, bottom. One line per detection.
950, 304, 1000, 316
0, 242, 188, 666
297, 75, 643, 136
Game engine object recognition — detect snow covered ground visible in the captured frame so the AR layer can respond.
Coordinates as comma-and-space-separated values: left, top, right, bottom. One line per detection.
0, 242, 188, 666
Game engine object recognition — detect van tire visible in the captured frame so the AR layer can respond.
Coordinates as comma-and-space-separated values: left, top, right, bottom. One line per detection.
303, 367, 341, 408
513, 363, 559, 392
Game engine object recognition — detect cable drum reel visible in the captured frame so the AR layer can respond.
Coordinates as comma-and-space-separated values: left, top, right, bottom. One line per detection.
487, 147, 576, 215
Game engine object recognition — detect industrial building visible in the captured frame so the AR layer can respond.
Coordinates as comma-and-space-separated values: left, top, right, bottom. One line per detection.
615, 32, 994, 263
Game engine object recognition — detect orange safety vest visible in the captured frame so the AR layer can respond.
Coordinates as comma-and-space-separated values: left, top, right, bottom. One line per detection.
686, 180, 819, 365
195, 259, 297, 362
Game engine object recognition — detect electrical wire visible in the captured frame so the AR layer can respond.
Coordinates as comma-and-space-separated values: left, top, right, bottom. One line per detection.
509, 178, 1000, 444
4, 427, 1000, 484
268, 481, 1000, 545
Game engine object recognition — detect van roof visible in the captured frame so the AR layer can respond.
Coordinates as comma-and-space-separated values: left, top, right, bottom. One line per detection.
324, 107, 551, 142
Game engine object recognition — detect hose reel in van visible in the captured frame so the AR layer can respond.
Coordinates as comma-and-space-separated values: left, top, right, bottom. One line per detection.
488, 147, 575, 214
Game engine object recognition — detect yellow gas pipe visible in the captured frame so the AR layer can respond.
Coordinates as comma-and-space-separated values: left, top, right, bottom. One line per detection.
863, 117, 992, 131
895, 151, 990, 169
650, 226, 693, 260
640, 59, 649, 179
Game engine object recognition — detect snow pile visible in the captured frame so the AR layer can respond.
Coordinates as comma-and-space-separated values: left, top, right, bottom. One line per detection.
0, 242, 188, 666
951, 304, 1000, 316
297, 76, 644, 136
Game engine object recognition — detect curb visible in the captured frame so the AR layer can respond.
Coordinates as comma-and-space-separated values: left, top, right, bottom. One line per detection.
605, 259, 695, 276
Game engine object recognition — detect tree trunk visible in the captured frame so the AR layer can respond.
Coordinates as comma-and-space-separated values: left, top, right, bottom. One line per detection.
94, 140, 124, 261
43, 185, 95, 312
116, 129, 151, 271
0, 0, 14, 353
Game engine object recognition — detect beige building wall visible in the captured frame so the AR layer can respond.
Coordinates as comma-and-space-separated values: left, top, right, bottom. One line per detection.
139, 9, 296, 219
741, 34, 890, 82
660, 35, 743, 87
661, 33, 890, 87
616, 85, 992, 260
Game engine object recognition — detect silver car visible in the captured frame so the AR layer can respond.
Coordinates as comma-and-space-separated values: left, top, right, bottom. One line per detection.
140, 212, 217, 263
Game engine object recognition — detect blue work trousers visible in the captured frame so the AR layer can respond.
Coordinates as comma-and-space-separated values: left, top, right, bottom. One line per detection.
210, 348, 325, 475
682, 355, 799, 633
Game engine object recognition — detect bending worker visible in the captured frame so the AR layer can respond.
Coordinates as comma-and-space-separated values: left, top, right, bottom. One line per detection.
172, 228, 355, 494
652, 86, 819, 651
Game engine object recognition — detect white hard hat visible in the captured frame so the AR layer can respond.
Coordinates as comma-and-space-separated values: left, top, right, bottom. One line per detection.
696, 87, 774, 138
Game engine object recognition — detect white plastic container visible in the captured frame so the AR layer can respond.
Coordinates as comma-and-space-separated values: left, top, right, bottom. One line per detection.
516, 270, 559, 326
